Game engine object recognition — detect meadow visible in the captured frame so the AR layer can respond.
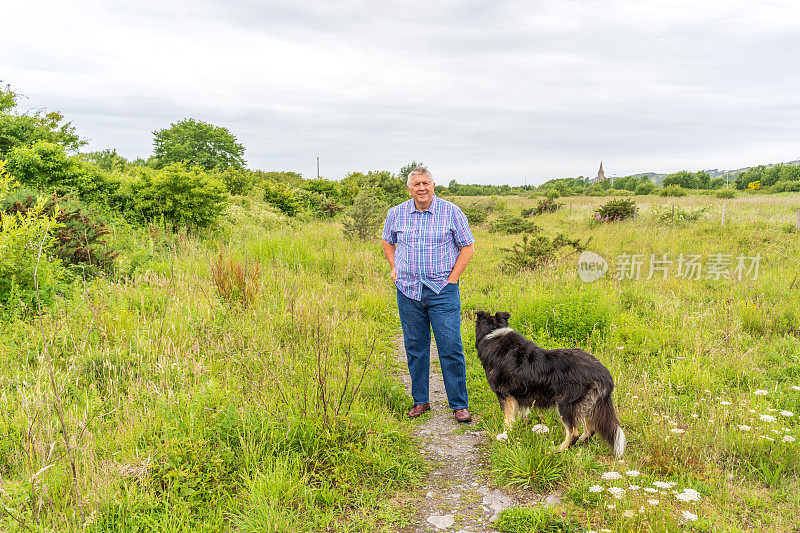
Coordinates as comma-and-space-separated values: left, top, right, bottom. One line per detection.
1, 189, 799, 532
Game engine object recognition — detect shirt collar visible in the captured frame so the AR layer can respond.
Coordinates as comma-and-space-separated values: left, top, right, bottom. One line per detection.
410, 193, 437, 214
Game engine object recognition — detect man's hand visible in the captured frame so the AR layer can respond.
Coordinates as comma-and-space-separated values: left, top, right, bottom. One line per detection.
391, 268, 397, 281
447, 243, 475, 283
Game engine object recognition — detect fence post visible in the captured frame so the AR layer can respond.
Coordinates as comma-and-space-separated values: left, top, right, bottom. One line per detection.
721, 203, 726, 226
796, 208, 799, 233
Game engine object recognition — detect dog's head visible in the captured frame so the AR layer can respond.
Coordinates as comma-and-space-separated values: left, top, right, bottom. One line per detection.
475, 310, 511, 341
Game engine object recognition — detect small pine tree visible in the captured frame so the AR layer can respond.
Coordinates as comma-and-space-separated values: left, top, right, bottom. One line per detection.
342, 188, 386, 240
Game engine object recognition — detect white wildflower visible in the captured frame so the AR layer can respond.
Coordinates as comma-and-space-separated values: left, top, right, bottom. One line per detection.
783, 435, 796, 443
606, 504, 616, 509
531, 424, 550, 434
720, 401, 732, 406
644, 487, 658, 493
647, 499, 659, 505
608, 487, 625, 499
628, 485, 640, 490
682, 510, 698, 522
653, 481, 673, 489
626, 470, 640, 477
495, 432, 508, 442
779, 410, 794, 417
791, 385, 800, 391
623, 510, 635, 518
760, 414, 777, 422
754, 390, 768, 395
738, 425, 751, 431
761, 435, 775, 441
601, 471, 623, 480
670, 428, 686, 434
588, 485, 604, 493
675, 488, 701, 502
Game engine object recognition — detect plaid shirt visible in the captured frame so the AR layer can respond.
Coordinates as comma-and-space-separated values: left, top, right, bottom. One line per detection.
382, 194, 475, 301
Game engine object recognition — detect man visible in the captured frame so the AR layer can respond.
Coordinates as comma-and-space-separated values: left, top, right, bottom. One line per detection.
381, 167, 476, 423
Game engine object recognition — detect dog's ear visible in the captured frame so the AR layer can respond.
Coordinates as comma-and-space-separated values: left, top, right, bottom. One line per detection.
496, 311, 511, 321
475, 310, 489, 320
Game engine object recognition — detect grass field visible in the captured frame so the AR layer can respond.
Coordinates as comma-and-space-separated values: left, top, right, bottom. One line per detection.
1, 191, 799, 531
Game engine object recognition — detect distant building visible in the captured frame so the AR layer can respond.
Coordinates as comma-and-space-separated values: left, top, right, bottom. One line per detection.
592, 162, 608, 184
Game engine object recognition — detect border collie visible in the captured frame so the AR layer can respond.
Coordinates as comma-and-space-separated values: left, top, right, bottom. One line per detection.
475, 311, 625, 457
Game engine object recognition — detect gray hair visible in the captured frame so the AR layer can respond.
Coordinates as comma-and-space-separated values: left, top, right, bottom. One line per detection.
407, 166, 432, 186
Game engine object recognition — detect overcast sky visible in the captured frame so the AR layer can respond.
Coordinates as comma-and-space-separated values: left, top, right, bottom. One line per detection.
3, 0, 800, 185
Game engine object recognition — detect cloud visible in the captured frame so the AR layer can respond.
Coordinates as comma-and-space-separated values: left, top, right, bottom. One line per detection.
2, 0, 799, 184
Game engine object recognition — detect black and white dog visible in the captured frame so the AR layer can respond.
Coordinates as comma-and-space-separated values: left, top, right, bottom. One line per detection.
475, 311, 626, 457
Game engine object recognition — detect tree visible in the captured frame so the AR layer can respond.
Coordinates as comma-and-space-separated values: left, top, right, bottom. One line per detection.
84, 148, 128, 171
0, 82, 85, 157
397, 160, 424, 183
341, 187, 386, 241
123, 163, 228, 231
151, 118, 245, 171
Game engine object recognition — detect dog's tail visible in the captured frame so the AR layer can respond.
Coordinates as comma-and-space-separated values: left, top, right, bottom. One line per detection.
592, 392, 626, 458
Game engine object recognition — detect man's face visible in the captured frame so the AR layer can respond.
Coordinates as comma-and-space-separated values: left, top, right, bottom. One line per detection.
407, 173, 435, 205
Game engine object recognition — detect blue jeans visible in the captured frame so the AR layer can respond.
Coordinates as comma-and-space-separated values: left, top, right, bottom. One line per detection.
397, 282, 469, 410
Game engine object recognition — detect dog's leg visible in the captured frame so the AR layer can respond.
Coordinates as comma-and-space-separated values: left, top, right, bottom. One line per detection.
501, 396, 519, 428
579, 417, 596, 443
556, 403, 581, 451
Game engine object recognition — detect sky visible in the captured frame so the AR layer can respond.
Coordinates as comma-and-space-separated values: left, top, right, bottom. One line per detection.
2, 0, 800, 186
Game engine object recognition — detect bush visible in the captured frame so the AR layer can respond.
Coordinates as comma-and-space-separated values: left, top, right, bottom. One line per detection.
652, 204, 710, 222
501, 232, 587, 272
461, 205, 487, 225
0, 164, 65, 318
341, 187, 386, 241
775, 181, 800, 193
263, 180, 301, 217
5, 141, 120, 204
216, 167, 253, 195
6, 193, 118, 278
122, 164, 229, 230
295, 189, 342, 218
523, 197, 562, 216
593, 198, 636, 222
716, 188, 737, 198
635, 182, 656, 195
489, 214, 540, 234
545, 189, 560, 200
660, 184, 687, 197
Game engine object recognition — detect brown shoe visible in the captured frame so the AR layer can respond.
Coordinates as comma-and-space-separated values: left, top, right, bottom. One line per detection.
454, 408, 472, 423
408, 403, 431, 419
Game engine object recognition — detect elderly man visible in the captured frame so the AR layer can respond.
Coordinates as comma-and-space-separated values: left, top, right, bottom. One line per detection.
381, 167, 476, 423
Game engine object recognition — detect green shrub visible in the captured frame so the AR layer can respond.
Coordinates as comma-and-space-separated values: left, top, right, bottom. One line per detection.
635, 181, 656, 195
489, 214, 541, 234
593, 198, 636, 222
715, 188, 737, 198
659, 184, 687, 197
523, 197, 563, 216
295, 189, 342, 218
502, 233, 587, 272
263, 180, 301, 216
774, 181, 800, 193
122, 164, 229, 230
461, 205, 488, 225
216, 167, 253, 195
652, 204, 710, 222
0, 164, 66, 317
5, 193, 118, 278
341, 187, 386, 240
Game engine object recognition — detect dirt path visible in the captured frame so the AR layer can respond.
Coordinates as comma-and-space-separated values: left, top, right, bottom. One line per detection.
393, 336, 550, 533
